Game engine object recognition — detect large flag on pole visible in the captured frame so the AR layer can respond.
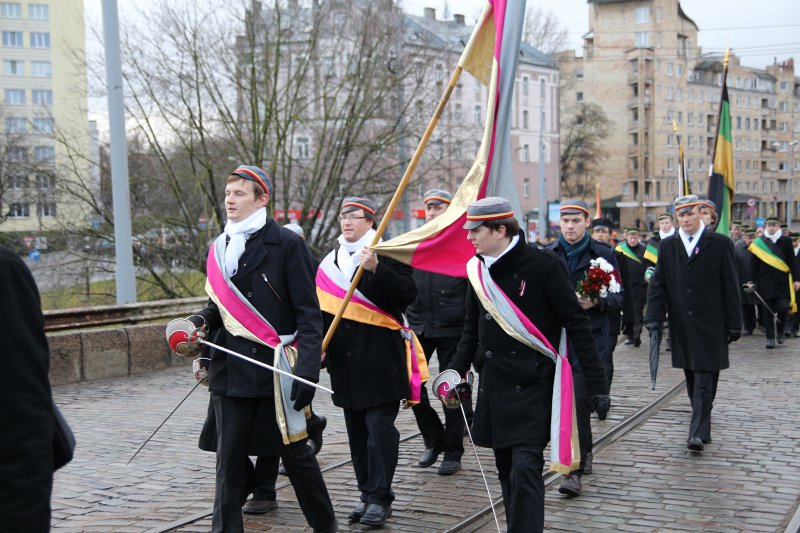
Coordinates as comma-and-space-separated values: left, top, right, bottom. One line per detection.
707, 50, 734, 236
374, 0, 526, 277
673, 121, 691, 196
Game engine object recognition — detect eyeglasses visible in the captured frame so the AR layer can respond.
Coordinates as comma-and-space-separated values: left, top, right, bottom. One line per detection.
338, 215, 367, 222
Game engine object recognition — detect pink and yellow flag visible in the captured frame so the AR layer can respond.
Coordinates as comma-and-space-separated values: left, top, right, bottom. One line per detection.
373, 0, 527, 277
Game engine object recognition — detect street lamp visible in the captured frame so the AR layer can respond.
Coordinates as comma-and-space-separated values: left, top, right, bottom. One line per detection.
790, 140, 799, 228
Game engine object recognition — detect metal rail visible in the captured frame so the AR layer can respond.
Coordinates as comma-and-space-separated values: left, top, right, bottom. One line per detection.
43, 297, 206, 332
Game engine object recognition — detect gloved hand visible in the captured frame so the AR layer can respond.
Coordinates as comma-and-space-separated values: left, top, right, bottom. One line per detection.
644, 266, 655, 283
454, 380, 472, 402
192, 357, 210, 386
592, 394, 610, 420
727, 330, 741, 344
290, 378, 317, 411
742, 283, 755, 294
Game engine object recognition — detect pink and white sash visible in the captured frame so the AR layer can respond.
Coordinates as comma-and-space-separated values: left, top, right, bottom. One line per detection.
466, 256, 580, 474
206, 234, 309, 444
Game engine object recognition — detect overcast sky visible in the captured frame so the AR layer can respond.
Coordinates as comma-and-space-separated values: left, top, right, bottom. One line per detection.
400, 0, 800, 68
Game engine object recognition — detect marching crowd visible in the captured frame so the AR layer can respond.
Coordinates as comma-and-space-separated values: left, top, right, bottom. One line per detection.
7, 162, 794, 533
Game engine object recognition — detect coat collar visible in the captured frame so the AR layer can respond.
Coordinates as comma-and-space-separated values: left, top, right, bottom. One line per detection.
231, 218, 280, 280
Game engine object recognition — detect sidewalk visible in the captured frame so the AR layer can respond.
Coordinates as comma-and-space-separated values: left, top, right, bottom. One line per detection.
51, 333, 800, 532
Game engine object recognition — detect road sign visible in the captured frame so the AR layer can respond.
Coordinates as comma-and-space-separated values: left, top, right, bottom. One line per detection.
22, 235, 35, 248
747, 198, 756, 207
29, 248, 40, 262
756, 217, 765, 227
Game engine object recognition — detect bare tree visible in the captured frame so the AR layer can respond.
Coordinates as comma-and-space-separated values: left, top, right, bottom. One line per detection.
522, 6, 569, 55
559, 103, 612, 199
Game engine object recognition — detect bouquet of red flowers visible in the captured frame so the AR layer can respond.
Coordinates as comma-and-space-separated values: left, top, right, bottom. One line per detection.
576, 257, 621, 301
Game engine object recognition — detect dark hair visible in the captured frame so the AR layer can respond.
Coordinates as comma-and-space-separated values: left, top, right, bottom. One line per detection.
226, 175, 266, 200
483, 216, 520, 236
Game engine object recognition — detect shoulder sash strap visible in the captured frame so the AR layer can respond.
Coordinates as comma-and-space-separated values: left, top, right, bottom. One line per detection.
644, 242, 658, 264
615, 242, 643, 264
749, 237, 797, 313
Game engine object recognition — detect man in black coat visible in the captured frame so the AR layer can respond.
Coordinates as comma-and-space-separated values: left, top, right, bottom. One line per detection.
747, 216, 800, 349
645, 195, 741, 451
185, 166, 335, 533
407, 189, 468, 475
547, 199, 620, 497
320, 197, 418, 528
616, 228, 649, 347
1, 245, 55, 533
447, 197, 608, 533
591, 218, 623, 386
734, 228, 757, 335
783, 232, 800, 338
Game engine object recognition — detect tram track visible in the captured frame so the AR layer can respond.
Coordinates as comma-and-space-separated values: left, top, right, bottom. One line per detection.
145, 378, 686, 533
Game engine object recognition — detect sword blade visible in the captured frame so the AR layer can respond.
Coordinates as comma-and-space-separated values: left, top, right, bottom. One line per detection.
125, 379, 202, 468
199, 339, 333, 394
460, 403, 502, 533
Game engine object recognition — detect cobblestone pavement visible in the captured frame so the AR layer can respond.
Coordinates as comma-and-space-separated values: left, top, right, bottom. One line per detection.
51, 333, 800, 532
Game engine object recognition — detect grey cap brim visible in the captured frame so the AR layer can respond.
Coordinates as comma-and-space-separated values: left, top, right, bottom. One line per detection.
463, 219, 483, 230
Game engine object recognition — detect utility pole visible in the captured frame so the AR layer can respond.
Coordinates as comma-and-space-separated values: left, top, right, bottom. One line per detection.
102, 0, 136, 303
789, 141, 798, 228
537, 107, 546, 241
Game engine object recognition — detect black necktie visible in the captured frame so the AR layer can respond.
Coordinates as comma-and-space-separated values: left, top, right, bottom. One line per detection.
688, 235, 694, 243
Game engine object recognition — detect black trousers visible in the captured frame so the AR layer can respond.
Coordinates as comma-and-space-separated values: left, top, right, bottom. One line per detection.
210, 393, 334, 533
411, 335, 465, 460
684, 370, 719, 442
494, 443, 546, 533
742, 303, 757, 333
572, 371, 592, 476
603, 335, 618, 388
761, 298, 789, 340
343, 401, 400, 506
249, 455, 279, 500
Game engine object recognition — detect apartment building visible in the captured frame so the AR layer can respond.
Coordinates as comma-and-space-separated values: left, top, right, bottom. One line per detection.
559, 0, 799, 228
0, 0, 90, 233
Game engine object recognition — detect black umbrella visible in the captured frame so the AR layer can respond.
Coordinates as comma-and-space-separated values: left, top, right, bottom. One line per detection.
648, 324, 662, 390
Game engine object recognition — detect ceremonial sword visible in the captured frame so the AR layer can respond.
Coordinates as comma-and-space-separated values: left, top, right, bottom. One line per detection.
458, 402, 502, 533
749, 286, 780, 335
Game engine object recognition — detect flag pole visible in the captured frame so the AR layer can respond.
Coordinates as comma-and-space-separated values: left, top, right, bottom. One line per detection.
321, 6, 494, 352
708, 48, 730, 178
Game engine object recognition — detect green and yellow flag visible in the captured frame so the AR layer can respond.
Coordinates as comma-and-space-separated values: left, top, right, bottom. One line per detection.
707, 50, 734, 236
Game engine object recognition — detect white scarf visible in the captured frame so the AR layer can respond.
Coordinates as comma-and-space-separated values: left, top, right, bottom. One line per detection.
223, 207, 267, 276
764, 228, 781, 243
336, 228, 377, 280
679, 221, 705, 257
659, 227, 675, 239
483, 235, 519, 269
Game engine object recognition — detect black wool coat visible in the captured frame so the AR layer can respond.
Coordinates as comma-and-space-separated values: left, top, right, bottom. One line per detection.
750, 235, 800, 301
1, 246, 54, 533
449, 237, 607, 449
645, 230, 742, 372
734, 239, 755, 305
196, 219, 323, 397
406, 269, 467, 339
323, 253, 417, 410
616, 243, 648, 325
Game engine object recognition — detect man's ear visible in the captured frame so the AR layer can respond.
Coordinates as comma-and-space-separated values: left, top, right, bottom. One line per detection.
258, 191, 270, 208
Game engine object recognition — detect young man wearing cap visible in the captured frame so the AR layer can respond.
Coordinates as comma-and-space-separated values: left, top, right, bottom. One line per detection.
730, 221, 743, 242
180, 166, 336, 533
699, 199, 718, 231
590, 218, 625, 386
317, 197, 422, 528
746, 217, 800, 348
616, 228, 649, 348
734, 228, 758, 336
406, 189, 468, 475
645, 195, 741, 451
546, 200, 619, 497
447, 197, 608, 533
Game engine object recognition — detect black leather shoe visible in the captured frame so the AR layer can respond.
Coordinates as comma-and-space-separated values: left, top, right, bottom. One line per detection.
743, 330, 753, 337
348, 501, 366, 522
418, 446, 442, 468
632, 338, 641, 347
307, 415, 327, 455
778, 336, 785, 345
437, 459, 461, 475
242, 498, 278, 514
558, 474, 582, 497
793, 332, 800, 338
701, 437, 712, 444
359, 503, 392, 527
766, 339, 776, 349
687, 437, 704, 451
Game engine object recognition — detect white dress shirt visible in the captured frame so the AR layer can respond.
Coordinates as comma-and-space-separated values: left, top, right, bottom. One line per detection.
678, 221, 706, 258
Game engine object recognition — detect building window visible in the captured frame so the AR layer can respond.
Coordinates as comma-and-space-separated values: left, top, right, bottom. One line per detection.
677, 65, 683, 77
2, 30, 23, 47
32, 117, 53, 134
522, 76, 529, 96
576, 91, 583, 102
31, 90, 52, 106
9, 174, 27, 188
5, 116, 26, 134
667, 158, 674, 171
634, 32, 649, 48
9, 202, 30, 218
28, 3, 47, 20
29, 32, 50, 48
34, 145, 55, 162
0, 2, 21, 18
31, 61, 51, 78
454, 103, 463, 123
780, 81, 789, 92
295, 136, 309, 159
522, 110, 529, 129
667, 87, 674, 100
667, 134, 673, 147
667, 63, 674, 77
5, 88, 24, 105
576, 69, 584, 81
37, 202, 56, 217
35, 173, 55, 189
687, 136, 693, 149
522, 144, 530, 162
635, 6, 649, 23
3, 59, 22, 75
474, 105, 481, 125
540, 78, 546, 99
523, 179, 530, 198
